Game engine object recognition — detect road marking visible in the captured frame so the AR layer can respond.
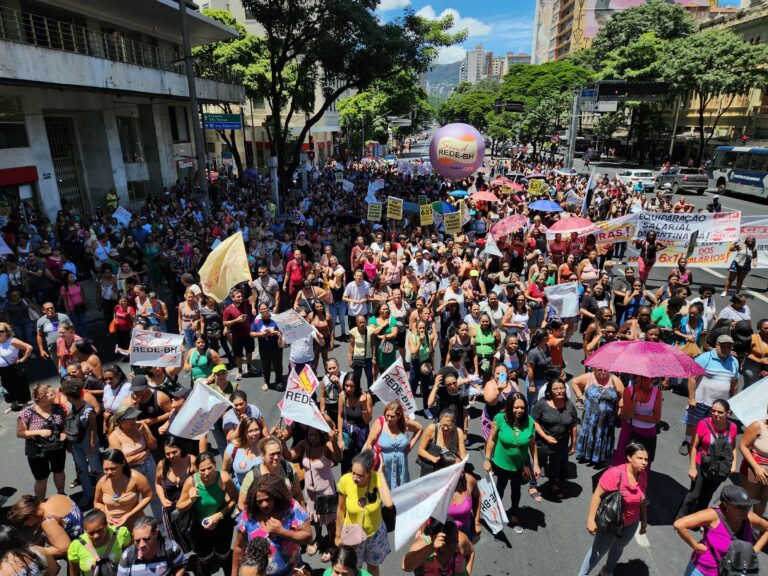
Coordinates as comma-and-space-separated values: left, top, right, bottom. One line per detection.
699, 268, 768, 304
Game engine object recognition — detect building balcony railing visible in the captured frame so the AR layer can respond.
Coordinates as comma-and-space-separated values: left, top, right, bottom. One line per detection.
0, 5, 237, 85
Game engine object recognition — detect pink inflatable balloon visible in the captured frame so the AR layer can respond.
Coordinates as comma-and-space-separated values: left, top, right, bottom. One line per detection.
429, 123, 485, 180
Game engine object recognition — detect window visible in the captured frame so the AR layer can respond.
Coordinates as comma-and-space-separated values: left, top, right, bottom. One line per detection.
0, 96, 29, 149
252, 97, 265, 110
116, 116, 144, 163
244, 6, 257, 20
749, 154, 768, 173
735, 153, 751, 169
723, 151, 738, 168
127, 181, 149, 202
169, 106, 190, 143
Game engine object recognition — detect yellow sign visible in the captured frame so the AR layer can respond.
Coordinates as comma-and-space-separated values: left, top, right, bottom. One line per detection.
528, 179, 547, 196
198, 233, 252, 303
444, 212, 462, 235
387, 196, 403, 220
367, 202, 382, 222
418, 195, 428, 205
420, 204, 434, 226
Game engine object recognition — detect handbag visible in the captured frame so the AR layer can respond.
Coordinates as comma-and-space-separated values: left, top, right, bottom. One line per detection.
595, 468, 624, 532
340, 476, 370, 547
679, 341, 701, 358
307, 454, 339, 516
108, 319, 118, 334
417, 425, 443, 473
521, 464, 532, 482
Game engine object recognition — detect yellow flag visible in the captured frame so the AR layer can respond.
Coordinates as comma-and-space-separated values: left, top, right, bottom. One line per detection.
199, 234, 252, 302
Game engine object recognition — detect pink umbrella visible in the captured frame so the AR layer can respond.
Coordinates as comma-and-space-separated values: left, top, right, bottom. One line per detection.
491, 214, 529, 238
491, 177, 506, 187
584, 341, 706, 379
507, 182, 524, 192
471, 190, 499, 203
549, 217, 593, 233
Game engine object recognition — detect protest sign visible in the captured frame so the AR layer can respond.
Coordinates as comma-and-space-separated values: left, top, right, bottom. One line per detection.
0, 234, 12, 256
444, 212, 462, 235
418, 194, 428, 206
741, 215, 768, 268
729, 377, 768, 427
545, 282, 579, 318
367, 202, 382, 222
112, 206, 132, 227
129, 329, 184, 367
482, 232, 503, 258
169, 382, 232, 439
342, 179, 354, 193
565, 189, 581, 205
387, 196, 403, 220
370, 358, 417, 417
199, 233, 252, 302
528, 179, 548, 196
458, 200, 471, 226
391, 457, 468, 550
335, 170, 343, 183
477, 473, 508, 534
419, 204, 434, 226
279, 368, 330, 432
272, 309, 315, 345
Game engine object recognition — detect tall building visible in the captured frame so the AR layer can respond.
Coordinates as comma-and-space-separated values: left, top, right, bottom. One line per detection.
459, 44, 514, 83
506, 52, 531, 66
0, 0, 242, 219
532, 0, 738, 62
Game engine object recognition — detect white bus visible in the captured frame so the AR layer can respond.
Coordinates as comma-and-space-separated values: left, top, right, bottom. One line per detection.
708, 146, 768, 202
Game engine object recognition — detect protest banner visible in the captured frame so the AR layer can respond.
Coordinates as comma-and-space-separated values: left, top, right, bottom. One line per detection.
335, 170, 343, 183
444, 211, 462, 235
728, 377, 768, 427
370, 358, 417, 417
0, 234, 12, 256
112, 206, 132, 227
477, 472, 508, 534
199, 233, 252, 302
418, 194, 428, 206
458, 200, 471, 226
367, 202, 382, 222
741, 215, 768, 268
419, 204, 434, 226
387, 196, 403, 220
565, 189, 581, 205
279, 368, 330, 432
544, 282, 579, 318
272, 309, 315, 345
482, 232, 503, 258
169, 382, 232, 439
342, 179, 354, 193
528, 179, 548, 196
129, 329, 184, 367
391, 457, 468, 550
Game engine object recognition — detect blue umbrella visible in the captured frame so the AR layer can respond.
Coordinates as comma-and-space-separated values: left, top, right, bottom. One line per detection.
528, 199, 563, 212
450, 190, 469, 198
244, 169, 259, 180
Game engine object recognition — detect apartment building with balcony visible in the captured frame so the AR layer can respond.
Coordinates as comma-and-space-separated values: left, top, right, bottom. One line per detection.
0, 0, 243, 221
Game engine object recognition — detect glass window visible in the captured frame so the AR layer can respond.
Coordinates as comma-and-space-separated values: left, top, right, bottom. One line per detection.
116, 116, 144, 163
724, 151, 738, 168
0, 96, 29, 149
127, 181, 148, 201
749, 153, 768, 173
252, 97, 265, 110
734, 153, 751, 169
244, 7, 257, 20
169, 106, 190, 143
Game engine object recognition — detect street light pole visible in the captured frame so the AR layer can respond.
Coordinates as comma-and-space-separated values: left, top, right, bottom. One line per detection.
564, 89, 580, 168
178, 0, 209, 214
669, 95, 681, 158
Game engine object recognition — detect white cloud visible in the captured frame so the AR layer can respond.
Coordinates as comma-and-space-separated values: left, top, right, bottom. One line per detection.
436, 45, 467, 64
415, 5, 492, 38
377, 0, 411, 11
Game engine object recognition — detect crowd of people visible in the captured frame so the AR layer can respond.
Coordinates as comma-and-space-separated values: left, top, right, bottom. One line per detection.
0, 150, 767, 576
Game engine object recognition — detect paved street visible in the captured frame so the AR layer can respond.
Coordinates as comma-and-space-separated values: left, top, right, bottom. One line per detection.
2, 178, 767, 575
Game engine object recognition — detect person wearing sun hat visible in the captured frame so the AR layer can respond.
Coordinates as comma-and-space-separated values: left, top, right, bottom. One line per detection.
674, 484, 768, 576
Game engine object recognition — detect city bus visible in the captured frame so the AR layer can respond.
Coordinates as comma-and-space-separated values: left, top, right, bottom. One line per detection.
708, 146, 768, 201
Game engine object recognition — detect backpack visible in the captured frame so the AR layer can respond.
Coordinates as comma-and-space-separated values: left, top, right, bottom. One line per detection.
78, 529, 118, 576
705, 508, 759, 576
700, 421, 733, 481
64, 403, 89, 444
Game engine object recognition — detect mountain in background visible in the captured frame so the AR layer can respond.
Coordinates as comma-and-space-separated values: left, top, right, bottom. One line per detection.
427, 61, 461, 86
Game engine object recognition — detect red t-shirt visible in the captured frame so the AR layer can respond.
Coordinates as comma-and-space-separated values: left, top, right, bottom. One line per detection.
598, 463, 647, 527
223, 302, 250, 339
286, 260, 309, 290
694, 417, 736, 466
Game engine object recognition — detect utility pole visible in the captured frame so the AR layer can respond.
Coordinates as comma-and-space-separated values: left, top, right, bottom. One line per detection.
669, 95, 681, 158
178, 0, 209, 214
564, 89, 580, 168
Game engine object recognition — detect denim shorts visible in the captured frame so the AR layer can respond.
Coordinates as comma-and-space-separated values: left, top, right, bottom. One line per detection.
682, 402, 709, 427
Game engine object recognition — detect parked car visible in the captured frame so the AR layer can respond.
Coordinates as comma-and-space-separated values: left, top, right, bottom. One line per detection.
654, 167, 708, 195
616, 169, 656, 191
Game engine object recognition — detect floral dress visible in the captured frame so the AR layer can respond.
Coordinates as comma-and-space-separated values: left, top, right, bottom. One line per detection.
237, 500, 309, 576
575, 377, 620, 464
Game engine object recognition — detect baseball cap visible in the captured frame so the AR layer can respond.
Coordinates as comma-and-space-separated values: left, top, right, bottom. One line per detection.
113, 405, 141, 423
212, 364, 228, 375
720, 485, 759, 508
168, 387, 192, 400
130, 375, 149, 392
470, 270, 479, 277
716, 334, 734, 345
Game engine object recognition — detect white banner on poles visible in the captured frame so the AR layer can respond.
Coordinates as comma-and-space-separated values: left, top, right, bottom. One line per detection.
272, 309, 315, 345
370, 357, 417, 418
728, 377, 768, 427
545, 282, 579, 318
279, 368, 330, 432
168, 382, 232, 439
391, 457, 468, 550
129, 329, 185, 367
477, 472, 508, 534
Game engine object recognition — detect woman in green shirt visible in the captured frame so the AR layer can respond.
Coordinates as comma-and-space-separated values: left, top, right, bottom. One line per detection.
473, 314, 500, 380
482, 392, 540, 531
368, 304, 399, 379
323, 546, 373, 576
67, 509, 130, 576
176, 451, 238, 576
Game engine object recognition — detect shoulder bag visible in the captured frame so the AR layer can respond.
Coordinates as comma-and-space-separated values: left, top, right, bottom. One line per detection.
595, 467, 624, 532
417, 424, 443, 474
340, 476, 371, 547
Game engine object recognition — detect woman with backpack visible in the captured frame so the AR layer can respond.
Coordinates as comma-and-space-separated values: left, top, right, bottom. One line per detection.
674, 485, 768, 576
67, 508, 130, 576
676, 399, 737, 519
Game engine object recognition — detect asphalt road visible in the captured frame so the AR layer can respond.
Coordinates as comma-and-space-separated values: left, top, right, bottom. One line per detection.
2, 151, 768, 575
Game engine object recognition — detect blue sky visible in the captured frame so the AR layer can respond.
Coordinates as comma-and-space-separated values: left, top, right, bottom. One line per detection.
376, 0, 742, 65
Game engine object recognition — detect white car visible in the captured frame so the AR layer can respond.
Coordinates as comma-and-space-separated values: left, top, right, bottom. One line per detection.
616, 169, 656, 191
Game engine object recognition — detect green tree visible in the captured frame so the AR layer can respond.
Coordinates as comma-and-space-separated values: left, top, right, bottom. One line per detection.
437, 80, 498, 129
661, 29, 768, 162
598, 32, 666, 82
590, 0, 695, 63
240, 0, 464, 196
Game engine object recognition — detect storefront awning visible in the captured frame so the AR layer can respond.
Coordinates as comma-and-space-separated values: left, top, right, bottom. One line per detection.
0, 166, 38, 187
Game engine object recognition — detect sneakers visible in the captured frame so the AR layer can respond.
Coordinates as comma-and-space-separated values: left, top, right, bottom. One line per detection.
423, 408, 434, 419
235, 372, 243, 381
679, 441, 690, 456
721, 291, 727, 297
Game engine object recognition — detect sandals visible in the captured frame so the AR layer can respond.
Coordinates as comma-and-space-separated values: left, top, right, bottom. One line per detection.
70, 478, 81, 489
528, 487, 543, 502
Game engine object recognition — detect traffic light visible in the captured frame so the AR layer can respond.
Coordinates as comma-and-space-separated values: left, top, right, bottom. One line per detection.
494, 100, 525, 113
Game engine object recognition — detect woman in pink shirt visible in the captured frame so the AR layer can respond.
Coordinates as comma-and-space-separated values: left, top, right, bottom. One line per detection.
59, 271, 88, 337
579, 441, 649, 576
